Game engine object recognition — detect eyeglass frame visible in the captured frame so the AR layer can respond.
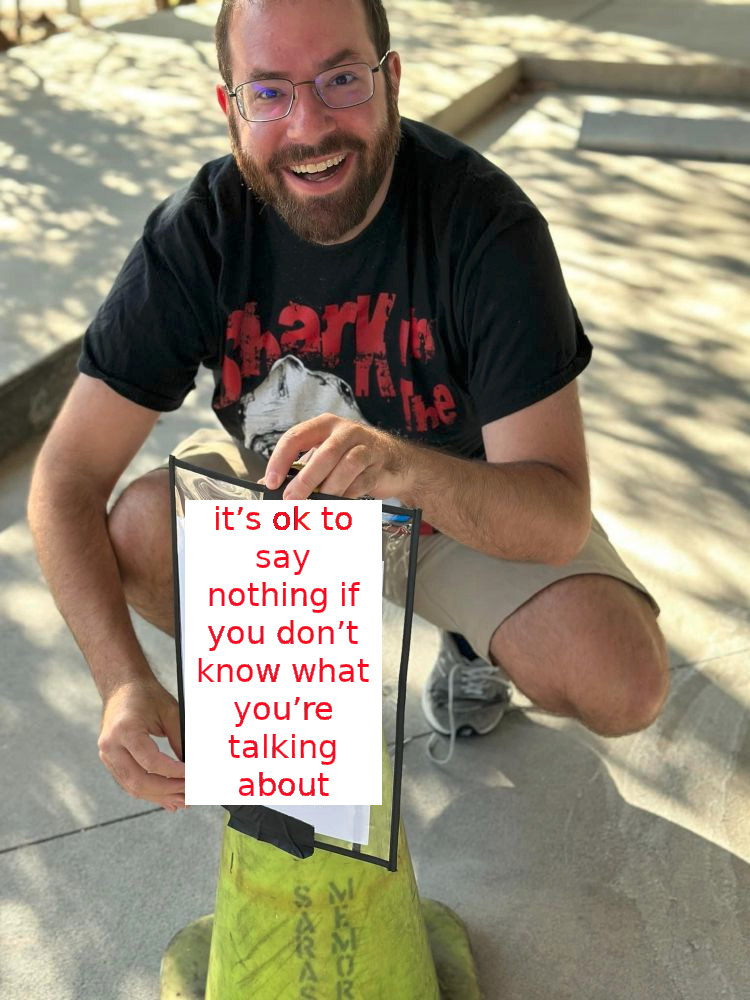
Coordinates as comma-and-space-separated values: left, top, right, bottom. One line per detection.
226, 50, 392, 124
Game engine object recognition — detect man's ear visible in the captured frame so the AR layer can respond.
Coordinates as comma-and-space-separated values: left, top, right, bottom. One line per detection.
388, 51, 402, 100
216, 84, 230, 117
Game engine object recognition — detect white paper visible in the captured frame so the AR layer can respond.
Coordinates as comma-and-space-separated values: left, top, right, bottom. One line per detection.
175, 497, 380, 846
276, 804, 371, 845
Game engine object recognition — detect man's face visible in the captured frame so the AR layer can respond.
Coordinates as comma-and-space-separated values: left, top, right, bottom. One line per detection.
221, 0, 401, 245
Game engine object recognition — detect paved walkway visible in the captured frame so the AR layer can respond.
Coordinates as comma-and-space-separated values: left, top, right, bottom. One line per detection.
1, 2, 749, 997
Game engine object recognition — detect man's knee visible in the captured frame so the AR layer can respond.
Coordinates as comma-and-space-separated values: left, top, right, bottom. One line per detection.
583, 628, 669, 737
108, 469, 172, 598
493, 574, 670, 737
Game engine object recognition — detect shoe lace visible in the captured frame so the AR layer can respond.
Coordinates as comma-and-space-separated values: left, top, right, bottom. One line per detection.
427, 663, 507, 766
448, 662, 505, 701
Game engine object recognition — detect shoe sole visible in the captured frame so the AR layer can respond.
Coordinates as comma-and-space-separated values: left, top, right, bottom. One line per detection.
421, 686, 509, 738
421, 684, 451, 736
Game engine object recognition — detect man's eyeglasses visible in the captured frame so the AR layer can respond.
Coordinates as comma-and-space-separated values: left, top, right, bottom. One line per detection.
227, 51, 391, 124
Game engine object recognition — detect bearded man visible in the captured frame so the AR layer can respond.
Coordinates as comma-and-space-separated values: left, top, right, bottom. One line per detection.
28, 0, 668, 808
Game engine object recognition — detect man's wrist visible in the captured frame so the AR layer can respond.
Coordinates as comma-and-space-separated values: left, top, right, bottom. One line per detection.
392, 437, 439, 510
96, 658, 157, 703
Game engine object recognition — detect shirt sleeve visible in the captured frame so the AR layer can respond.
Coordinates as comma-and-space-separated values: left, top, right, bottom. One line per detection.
78, 210, 217, 412
458, 214, 592, 426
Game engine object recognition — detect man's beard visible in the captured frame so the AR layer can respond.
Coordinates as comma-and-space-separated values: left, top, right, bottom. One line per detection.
229, 87, 401, 244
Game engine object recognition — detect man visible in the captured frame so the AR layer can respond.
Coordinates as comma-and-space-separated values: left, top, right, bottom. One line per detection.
28, 0, 668, 809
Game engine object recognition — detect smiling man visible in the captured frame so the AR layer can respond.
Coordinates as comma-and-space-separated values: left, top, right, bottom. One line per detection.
28, 0, 668, 809
216, 7, 402, 244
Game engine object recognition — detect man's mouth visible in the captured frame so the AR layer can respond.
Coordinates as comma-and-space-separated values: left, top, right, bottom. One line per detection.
287, 152, 348, 183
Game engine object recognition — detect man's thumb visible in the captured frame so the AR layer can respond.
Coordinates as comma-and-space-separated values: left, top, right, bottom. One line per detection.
162, 698, 184, 762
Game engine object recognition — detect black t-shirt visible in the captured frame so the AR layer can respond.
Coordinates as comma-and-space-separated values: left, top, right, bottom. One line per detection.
79, 118, 591, 460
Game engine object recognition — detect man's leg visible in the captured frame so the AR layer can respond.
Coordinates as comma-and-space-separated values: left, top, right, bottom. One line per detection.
412, 519, 668, 739
490, 574, 668, 736
108, 428, 261, 634
109, 468, 174, 633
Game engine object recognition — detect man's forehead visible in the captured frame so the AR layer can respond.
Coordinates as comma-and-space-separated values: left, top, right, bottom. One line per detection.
228, 0, 374, 79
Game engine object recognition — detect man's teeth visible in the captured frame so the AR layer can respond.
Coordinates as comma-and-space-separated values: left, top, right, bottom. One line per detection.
290, 154, 346, 175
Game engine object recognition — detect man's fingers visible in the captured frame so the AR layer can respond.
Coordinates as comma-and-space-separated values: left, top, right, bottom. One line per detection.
103, 744, 185, 802
340, 466, 380, 500
166, 730, 183, 763
259, 449, 315, 488
265, 415, 339, 488
160, 700, 184, 762
283, 457, 332, 499
281, 433, 365, 499
127, 731, 185, 778
314, 445, 372, 499
97, 681, 188, 808
264, 414, 397, 498
163, 795, 188, 813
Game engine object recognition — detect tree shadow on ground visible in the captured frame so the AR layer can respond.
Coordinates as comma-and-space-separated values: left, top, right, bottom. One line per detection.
402, 711, 750, 1000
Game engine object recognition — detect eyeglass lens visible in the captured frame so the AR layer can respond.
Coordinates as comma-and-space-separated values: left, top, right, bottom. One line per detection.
237, 63, 375, 122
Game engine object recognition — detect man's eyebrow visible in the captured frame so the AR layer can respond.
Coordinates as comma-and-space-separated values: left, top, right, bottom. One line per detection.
246, 49, 365, 81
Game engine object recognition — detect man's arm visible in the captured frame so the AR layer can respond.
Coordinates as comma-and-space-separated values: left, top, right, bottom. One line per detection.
263, 380, 591, 565
28, 374, 186, 809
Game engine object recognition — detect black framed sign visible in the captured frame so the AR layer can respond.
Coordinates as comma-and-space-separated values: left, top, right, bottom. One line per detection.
170, 456, 421, 870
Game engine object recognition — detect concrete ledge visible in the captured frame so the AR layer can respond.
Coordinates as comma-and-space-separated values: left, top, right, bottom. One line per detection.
578, 110, 750, 162
426, 58, 521, 135
522, 55, 750, 102
0, 340, 80, 460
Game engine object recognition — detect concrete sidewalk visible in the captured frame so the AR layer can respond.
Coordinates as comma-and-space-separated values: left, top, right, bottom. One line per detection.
1, 1, 749, 998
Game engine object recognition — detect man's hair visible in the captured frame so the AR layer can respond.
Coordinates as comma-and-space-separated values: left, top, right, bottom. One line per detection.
215, 0, 391, 90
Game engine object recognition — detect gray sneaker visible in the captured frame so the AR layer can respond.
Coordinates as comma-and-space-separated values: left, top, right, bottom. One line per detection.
421, 631, 511, 764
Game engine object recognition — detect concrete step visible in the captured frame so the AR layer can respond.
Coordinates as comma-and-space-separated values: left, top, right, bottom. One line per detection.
578, 109, 750, 161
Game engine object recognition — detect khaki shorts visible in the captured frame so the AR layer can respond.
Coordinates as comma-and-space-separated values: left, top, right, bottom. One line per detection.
170, 428, 658, 660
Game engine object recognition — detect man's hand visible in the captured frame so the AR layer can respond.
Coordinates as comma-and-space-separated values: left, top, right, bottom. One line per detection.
261, 384, 590, 563
98, 678, 185, 811
264, 414, 411, 501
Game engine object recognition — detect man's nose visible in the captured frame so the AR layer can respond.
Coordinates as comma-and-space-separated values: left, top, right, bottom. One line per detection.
285, 83, 337, 141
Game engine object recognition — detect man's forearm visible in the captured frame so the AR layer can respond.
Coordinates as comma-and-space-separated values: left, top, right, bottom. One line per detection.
266, 408, 591, 562
398, 444, 591, 565
28, 467, 155, 699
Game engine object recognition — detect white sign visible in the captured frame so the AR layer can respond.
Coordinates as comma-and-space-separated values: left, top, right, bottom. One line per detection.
182, 500, 382, 815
